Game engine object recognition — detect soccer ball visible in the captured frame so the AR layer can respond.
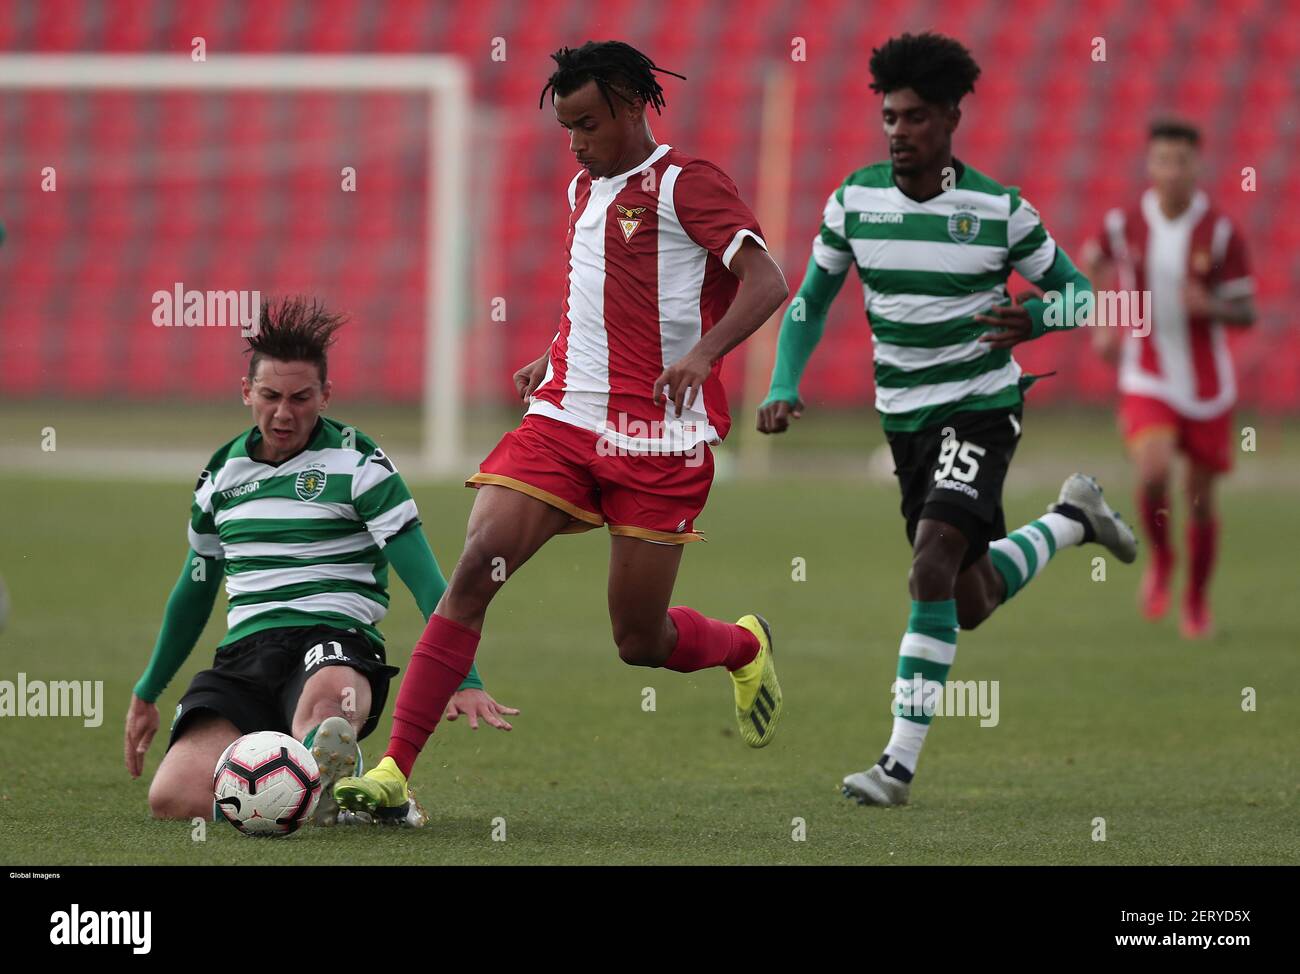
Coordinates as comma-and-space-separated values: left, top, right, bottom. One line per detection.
213, 731, 321, 836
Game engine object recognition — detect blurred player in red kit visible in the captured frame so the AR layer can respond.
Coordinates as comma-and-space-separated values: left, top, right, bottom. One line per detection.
1085, 120, 1256, 638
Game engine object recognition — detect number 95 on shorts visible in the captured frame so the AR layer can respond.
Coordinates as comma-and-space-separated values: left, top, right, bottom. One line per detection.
887, 407, 1023, 542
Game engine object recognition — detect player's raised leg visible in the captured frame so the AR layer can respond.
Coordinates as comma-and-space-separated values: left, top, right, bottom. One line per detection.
986, 474, 1138, 610
606, 534, 781, 746
951, 470, 1140, 633
147, 712, 241, 820
334, 484, 571, 819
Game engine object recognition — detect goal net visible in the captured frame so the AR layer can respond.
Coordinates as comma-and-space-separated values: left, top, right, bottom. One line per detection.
0, 54, 471, 474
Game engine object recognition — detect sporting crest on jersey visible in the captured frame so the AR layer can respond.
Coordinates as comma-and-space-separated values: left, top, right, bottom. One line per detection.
948, 208, 980, 244
616, 204, 647, 242
295, 468, 327, 502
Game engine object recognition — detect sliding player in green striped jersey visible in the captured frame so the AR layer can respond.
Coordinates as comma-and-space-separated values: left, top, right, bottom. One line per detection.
758, 33, 1137, 806
124, 297, 516, 827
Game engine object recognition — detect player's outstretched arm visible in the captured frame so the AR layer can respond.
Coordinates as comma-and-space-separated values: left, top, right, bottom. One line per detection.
654, 239, 789, 418
757, 254, 849, 434
385, 526, 519, 731
126, 549, 222, 777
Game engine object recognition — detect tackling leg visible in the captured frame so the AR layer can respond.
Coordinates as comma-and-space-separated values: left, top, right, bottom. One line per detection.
148, 712, 241, 820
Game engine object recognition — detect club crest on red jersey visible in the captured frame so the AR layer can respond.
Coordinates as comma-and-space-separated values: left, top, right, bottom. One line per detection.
616, 204, 647, 242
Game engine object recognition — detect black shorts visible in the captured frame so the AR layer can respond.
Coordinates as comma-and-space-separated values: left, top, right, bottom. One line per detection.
167, 625, 400, 749
887, 406, 1023, 570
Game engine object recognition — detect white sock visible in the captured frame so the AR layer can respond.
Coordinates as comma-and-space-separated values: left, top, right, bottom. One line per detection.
884, 717, 930, 775
1039, 511, 1085, 548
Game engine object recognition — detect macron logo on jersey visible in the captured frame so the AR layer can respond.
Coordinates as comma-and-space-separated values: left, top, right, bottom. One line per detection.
221, 481, 260, 501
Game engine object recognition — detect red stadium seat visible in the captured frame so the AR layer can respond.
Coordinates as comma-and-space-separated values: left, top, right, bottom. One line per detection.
0, 0, 1290, 414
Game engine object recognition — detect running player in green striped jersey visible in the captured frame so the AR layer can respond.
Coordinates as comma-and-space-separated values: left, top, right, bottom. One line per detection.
124, 298, 515, 826
758, 33, 1137, 806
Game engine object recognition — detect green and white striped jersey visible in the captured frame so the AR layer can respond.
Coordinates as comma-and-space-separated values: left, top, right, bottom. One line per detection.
188, 417, 419, 647
813, 160, 1058, 432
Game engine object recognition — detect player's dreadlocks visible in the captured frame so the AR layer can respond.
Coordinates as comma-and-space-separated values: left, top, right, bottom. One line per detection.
539, 40, 686, 118
245, 296, 347, 383
868, 32, 981, 107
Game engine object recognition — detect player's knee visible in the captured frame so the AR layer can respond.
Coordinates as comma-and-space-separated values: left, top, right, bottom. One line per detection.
957, 598, 993, 631
1138, 465, 1171, 494
148, 781, 208, 821
445, 547, 503, 612
299, 695, 347, 731
909, 552, 958, 601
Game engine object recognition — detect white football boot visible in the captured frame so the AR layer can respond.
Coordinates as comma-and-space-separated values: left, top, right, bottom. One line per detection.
1050, 473, 1138, 564
308, 716, 363, 827
842, 757, 912, 807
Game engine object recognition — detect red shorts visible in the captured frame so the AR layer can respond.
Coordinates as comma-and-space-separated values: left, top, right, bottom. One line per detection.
1119, 394, 1233, 473
467, 414, 714, 543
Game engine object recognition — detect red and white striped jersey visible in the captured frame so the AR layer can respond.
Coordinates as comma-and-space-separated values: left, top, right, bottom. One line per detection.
528, 144, 767, 452
1097, 189, 1253, 418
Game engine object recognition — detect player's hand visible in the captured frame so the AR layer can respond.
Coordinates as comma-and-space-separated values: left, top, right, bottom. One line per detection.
1093, 325, 1120, 365
756, 397, 805, 434
653, 349, 712, 418
124, 694, 160, 778
513, 354, 549, 407
1182, 279, 1215, 318
976, 302, 1034, 349
443, 688, 520, 731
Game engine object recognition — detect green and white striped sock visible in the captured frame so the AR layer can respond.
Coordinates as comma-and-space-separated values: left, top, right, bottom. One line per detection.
988, 512, 1085, 602
884, 599, 958, 775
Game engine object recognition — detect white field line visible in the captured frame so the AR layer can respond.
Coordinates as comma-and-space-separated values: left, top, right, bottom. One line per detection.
1, 444, 1295, 489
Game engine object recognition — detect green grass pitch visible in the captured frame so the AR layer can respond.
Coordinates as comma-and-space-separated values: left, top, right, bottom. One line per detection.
0, 408, 1296, 864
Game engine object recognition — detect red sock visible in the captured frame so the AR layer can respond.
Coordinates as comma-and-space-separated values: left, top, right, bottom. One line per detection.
664, 607, 759, 673
384, 614, 479, 777
1187, 517, 1218, 608
1139, 488, 1174, 577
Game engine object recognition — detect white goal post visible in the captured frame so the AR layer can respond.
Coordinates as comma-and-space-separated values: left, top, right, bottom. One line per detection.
0, 54, 470, 475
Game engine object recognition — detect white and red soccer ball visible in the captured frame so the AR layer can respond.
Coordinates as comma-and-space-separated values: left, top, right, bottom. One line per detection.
213, 731, 321, 836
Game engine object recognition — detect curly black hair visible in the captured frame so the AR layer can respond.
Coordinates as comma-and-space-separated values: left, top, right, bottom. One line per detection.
1148, 118, 1201, 147
539, 40, 685, 118
245, 296, 346, 383
868, 32, 981, 107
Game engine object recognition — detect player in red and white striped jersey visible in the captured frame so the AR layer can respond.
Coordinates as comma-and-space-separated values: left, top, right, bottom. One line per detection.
335, 42, 791, 820
1085, 120, 1256, 638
